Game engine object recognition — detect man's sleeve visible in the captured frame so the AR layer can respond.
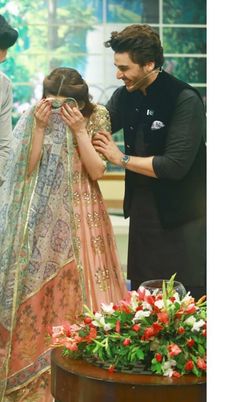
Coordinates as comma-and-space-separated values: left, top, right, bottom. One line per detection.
152, 89, 206, 180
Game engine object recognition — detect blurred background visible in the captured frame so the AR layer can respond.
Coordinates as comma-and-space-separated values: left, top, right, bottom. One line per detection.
0, 0, 206, 269
0, 0, 206, 134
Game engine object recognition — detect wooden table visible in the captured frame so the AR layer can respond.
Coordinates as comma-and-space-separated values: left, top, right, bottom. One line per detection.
51, 348, 206, 402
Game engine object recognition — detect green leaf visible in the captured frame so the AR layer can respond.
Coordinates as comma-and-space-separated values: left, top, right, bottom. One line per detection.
198, 344, 206, 356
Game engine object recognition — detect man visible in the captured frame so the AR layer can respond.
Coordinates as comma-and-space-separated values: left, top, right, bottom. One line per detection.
93, 24, 206, 300
0, 15, 18, 186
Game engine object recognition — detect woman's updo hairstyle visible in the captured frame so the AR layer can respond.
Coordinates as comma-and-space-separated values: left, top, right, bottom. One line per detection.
42, 67, 95, 117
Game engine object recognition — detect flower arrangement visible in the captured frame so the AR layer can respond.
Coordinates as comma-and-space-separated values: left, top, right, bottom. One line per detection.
51, 275, 206, 378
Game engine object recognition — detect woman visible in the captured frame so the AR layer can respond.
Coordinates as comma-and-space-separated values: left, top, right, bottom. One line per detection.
0, 68, 127, 401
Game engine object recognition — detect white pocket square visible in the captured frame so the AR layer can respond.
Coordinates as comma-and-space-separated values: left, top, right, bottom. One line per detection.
151, 120, 165, 130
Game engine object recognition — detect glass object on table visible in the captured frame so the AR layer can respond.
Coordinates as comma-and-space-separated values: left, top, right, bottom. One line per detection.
140, 279, 186, 299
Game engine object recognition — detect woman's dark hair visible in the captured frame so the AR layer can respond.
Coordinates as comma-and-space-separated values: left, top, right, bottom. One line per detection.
42, 67, 95, 117
104, 24, 164, 69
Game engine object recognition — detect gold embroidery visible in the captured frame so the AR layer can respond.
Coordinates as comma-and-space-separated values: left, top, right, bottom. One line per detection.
87, 212, 101, 228
101, 209, 109, 224
72, 171, 80, 183
73, 191, 81, 205
91, 235, 105, 254
82, 192, 90, 203
95, 267, 110, 291
74, 213, 81, 229
76, 236, 81, 250
91, 190, 98, 202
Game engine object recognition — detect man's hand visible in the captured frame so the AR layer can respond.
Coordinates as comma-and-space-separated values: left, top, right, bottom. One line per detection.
93, 130, 124, 166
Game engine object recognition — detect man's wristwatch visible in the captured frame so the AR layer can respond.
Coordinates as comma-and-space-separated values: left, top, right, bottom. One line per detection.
120, 154, 130, 168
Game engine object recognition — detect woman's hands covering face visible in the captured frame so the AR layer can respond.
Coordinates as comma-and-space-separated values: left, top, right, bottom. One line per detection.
60, 103, 87, 135
34, 99, 52, 129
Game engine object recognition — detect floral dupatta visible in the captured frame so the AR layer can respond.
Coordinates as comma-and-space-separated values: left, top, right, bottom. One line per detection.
0, 107, 84, 399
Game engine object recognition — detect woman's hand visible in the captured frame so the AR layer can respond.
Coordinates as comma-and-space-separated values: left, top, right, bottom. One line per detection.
28, 99, 51, 176
60, 103, 87, 136
34, 99, 51, 129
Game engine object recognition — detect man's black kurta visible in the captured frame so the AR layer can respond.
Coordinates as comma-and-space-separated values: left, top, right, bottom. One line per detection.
106, 71, 206, 293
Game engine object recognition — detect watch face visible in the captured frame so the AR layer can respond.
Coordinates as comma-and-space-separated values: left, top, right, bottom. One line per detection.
121, 155, 130, 166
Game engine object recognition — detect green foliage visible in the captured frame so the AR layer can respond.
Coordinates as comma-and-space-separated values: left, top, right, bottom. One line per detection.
164, 57, 206, 83
108, 4, 141, 23
163, 0, 206, 24
164, 28, 206, 54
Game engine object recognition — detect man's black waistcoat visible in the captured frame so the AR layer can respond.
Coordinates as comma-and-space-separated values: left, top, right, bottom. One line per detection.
115, 71, 206, 228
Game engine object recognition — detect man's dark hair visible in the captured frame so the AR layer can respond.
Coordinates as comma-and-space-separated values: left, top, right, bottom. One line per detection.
104, 24, 164, 69
0, 15, 18, 50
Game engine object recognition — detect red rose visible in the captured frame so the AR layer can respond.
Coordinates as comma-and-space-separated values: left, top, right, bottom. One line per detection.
152, 321, 163, 334
132, 324, 140, 332
157, 312, 169, 324
146, 295, 155, 305
123, 338, 131, 346
185, 360, 194, 371
168, 343, 182, 356
155, 353, 163, 362
63, 323, 71, 337
197, 357, 207, 370
177, 326, 185, 334
84, 317, 92, 324
187, 338, 195, 348
115, 320, 121, 333
108, 365, 115, 373
202, 329, 207, 337
185, 304, 196, 314
143, 327, 155, 340
89, 327, 97, 339
175, 310, 184, 319
172, 370, 181, 378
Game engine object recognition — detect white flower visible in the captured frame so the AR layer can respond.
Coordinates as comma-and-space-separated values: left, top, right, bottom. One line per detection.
184, 316, 196, 326
70, 324, 80, 332
132, 310, 151, 322
163, 359, 176, 376
181, 292, 193, 304
130, 291, 140, 309
101, 302, 114, 314
103, 322, 112, 331
52, 325, 65, 337
192, 319, 205, 332
92, 314, 112, 331
154, 299, 164, 309
138, 286, 151, 296
163, 359, 177, 369
173, 292, 181, 303
142, 301, 153, 311
163, 368, 174, 377
93, 312, 103, 321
